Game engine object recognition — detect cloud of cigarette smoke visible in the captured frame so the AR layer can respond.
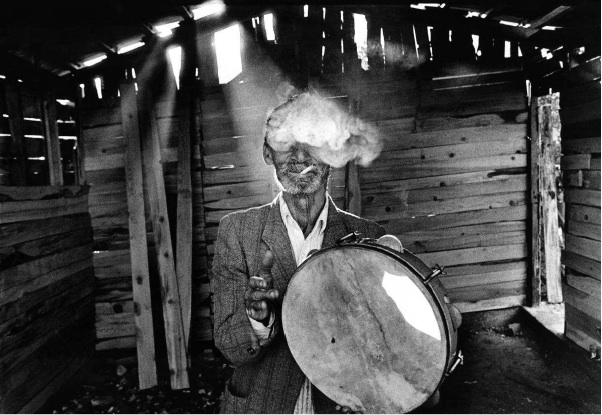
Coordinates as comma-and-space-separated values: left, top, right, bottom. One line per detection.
264, 92, 382, 169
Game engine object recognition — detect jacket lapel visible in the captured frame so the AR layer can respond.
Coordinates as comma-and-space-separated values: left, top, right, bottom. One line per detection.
260, 197, 297, 295
322, 195, 350, 249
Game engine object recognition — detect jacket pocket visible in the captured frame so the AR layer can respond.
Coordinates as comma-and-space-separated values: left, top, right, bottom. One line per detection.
227, 362, 258, 397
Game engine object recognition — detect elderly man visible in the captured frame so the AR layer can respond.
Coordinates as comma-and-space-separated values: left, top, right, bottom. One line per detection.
211, 92, 385, 413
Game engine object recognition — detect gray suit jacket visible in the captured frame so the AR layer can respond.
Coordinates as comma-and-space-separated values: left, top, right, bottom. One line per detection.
211, 195, 385, 413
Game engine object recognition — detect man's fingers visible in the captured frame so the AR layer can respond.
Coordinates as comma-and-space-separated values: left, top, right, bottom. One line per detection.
249, 276, 267, 289
249, 289, 279, 302
259, 250, 274, 277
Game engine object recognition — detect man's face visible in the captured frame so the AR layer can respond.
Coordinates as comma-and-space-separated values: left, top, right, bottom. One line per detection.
264, 143, 330, 195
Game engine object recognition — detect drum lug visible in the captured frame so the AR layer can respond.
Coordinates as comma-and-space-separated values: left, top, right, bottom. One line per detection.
336, 231, 361, 245
445, 350, 464, 376
425, 264, 446, 283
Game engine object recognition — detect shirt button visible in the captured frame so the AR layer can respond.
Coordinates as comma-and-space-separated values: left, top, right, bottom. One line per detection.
247, 347, 256, 355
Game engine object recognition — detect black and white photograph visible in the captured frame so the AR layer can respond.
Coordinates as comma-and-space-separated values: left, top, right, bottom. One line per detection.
0, 1, 600, 413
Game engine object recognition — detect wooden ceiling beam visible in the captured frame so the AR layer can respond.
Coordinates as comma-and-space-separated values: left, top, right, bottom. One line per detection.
528, 6, 572, 29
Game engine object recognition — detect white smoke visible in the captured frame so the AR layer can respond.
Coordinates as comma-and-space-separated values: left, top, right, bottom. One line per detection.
265, 92, 382, 168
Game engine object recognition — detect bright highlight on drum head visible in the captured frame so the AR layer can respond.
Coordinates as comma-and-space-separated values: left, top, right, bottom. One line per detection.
282, 245, 449, 414
382, 271, 441, 341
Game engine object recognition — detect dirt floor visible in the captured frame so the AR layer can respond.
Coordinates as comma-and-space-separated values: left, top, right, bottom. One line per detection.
42, 309, 600, 414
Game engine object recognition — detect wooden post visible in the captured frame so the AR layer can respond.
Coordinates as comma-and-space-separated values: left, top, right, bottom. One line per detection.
41, 91, 63, 186
5, 79, 27, 185
74, 82, 87, 185
537, 93, 563, 304
176, 20, 195, 351
138, 90, 189, 390
529, 98, 541, 306
119, 81, 158, 390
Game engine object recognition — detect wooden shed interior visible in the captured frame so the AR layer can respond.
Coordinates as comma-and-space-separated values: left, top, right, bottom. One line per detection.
0, 0, 600, 412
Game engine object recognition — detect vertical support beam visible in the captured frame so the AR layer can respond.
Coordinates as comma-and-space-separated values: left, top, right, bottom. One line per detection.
399, 22, 418, 66
41, 90, 63, 185
138, 90, 189, 390
537, 93, 563, 304
176, 20, 195, 352
74, 83, 87, 185
120, 81, 158, 390
5, 79, 27, 185
529, 98, 541, 306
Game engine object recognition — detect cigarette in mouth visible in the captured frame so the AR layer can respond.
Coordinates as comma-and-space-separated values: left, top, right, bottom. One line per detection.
299, 165, 316, 175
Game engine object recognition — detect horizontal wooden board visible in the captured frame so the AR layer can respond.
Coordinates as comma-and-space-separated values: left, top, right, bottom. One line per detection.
563, 283, 601, 322
565, 189, 601, 207
363, 191, 527, 221
96, 312, 136, 339
202, 134, 263, 156
0, 186, 84, 201
204, 193, 275, 210
565, 304, 600, 347
0, 271, 93, 330
95, 335, 136, 351
562, 250, 601, 281
565, 325, 600, 356
362, 170, 526, 194
0, 244, 92, 293
415, 114, 507, 132
453, 294, 525, 313
0, 214, 90, 249
447, 279, 527, 304
560, 80, 601, 108
382, 205, 528, 234
400, 230, 525, 254
416, 243, 527, 268
203, 164, 274, 185
567, 203, 601, 225
363, 175, 527, 207
561, 154, 591, 170
381, 124, 525, 152
1, 256, 93, 309
583, 170, 601, 190
564, 170, 583, 187
567, 220, 601, 241
561, 99, 601, 126
93, 249, 131, 280
565, 233, 601, 262
440, 261, 527, 290
361, 154, 527, 184
377, 138, 526, 167
0, 196, 88, 224
4, 227, 92, 262
561, 136, 601, 154
203, 180, 274, 202
566, 272, 601, 300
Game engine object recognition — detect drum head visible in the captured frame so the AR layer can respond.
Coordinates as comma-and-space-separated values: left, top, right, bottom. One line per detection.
282, 245, 448, 413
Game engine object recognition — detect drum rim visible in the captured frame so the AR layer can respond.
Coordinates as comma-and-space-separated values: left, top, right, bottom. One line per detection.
283, 242, 453, 410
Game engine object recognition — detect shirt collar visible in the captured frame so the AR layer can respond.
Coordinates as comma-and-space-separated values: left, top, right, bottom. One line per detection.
278, 192, 329, 236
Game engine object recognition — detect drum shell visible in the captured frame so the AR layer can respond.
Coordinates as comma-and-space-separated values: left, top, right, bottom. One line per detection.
282, 242, 458, 413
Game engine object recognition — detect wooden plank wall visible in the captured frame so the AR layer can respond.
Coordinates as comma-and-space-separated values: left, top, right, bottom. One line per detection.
360, 72, 529, 313
559, 57, 601, 354
82, 94, 212, 350
0, 186, 94, 413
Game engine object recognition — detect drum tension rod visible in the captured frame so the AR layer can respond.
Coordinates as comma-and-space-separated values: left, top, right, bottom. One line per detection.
425, 264, 446, 283
445, 350, 464, 376
336, 231, 361, 245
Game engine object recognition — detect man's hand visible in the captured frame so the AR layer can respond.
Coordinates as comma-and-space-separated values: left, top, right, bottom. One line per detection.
245, 250, 279, 324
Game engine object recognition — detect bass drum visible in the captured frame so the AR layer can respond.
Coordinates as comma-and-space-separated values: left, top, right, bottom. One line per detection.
282, 238, 460, 414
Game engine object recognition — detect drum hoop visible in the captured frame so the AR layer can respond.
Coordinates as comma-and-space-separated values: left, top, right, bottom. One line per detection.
289, 242, 453, 397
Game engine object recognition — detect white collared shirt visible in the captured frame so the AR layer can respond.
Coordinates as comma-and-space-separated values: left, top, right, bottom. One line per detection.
249, 193, 330, 413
